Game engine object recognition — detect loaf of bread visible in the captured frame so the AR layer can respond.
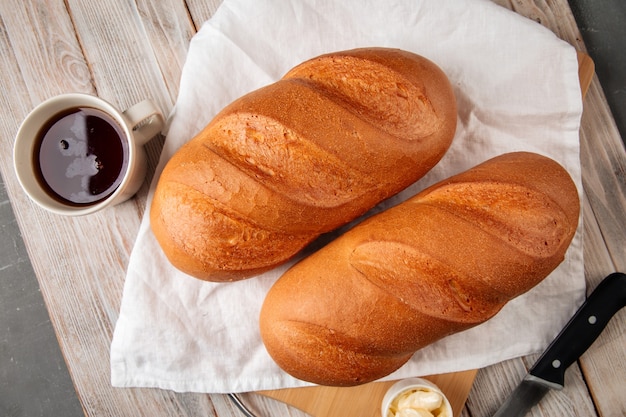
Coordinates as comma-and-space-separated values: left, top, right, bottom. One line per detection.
150, 48, 457, 281
259, 152, 580, 386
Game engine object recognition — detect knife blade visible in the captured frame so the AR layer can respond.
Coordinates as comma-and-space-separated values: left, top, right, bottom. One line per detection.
493, 272, 626, 417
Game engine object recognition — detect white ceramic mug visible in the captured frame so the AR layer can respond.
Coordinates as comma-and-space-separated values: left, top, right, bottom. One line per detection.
14, 93, 164, 216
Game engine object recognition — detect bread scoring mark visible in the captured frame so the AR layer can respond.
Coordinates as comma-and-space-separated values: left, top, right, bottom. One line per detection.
419, 182, 573, 259
350, 241, 505, 323
156, 182, 313, 271
267, 319, 415, 385
208, 112, 370, 208
284, 55, 440, 140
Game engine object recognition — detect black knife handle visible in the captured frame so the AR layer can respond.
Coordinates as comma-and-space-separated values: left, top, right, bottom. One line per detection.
529, 272, 626, 388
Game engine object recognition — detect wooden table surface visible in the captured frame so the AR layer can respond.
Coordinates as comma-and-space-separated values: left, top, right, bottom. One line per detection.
1, 1, 624, 416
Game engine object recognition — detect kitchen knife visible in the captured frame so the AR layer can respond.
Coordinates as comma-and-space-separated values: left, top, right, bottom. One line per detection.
492, 272, 626, 417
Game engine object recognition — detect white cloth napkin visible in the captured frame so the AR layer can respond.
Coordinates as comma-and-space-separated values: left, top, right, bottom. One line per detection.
110, 0, 585, 393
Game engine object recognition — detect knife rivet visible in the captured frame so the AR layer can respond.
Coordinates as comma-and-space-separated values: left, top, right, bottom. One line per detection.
552, 359, 562, 369
588, 315, 597, 324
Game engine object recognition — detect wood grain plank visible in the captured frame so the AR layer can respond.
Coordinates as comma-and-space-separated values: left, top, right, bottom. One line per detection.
185, 0, 223, 30
64, 0, 172, 111
0, 1, 95, 101
135, 0, 196, 101
465, 357, 529, 416
579, 80, 626, 273
577, 77, 626, 417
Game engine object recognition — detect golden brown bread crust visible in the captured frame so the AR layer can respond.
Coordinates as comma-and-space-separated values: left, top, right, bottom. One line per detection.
259, 152, 580, 386
150, 48, 457, 281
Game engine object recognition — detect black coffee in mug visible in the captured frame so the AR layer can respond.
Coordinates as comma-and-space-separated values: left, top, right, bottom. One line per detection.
33, 107, 129, 206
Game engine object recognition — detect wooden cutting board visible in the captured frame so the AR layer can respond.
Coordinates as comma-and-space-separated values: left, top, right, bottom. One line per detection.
259, 369, 477, 417
257, 51, 594, 417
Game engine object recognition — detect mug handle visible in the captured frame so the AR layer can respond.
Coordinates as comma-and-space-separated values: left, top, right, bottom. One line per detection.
123, 99, 165, 145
